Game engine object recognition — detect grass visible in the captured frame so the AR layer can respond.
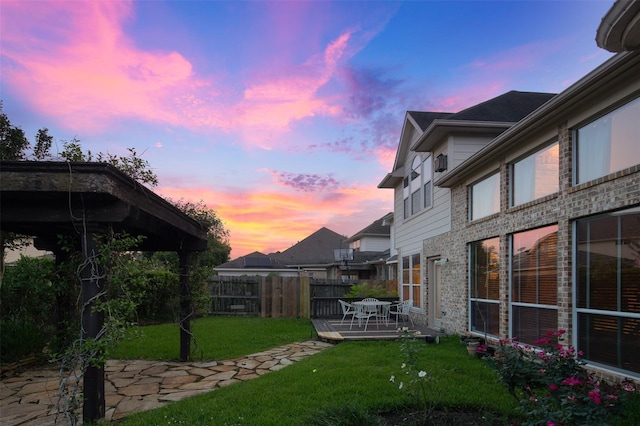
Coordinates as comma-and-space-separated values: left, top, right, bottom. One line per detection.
109, 316, 317, 361
117, 319, 520, 425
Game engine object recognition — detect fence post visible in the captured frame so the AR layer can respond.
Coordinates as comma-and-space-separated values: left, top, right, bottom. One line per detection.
299, 273, 310, 318
260, 277, 269, 318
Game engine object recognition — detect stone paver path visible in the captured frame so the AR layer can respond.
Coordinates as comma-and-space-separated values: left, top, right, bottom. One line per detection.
1, 340, 334, 425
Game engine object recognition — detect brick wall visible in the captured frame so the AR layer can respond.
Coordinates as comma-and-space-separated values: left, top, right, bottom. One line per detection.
420, 121, 640, 345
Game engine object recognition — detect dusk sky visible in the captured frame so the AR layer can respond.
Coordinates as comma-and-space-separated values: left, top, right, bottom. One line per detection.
1, 1, 615, 259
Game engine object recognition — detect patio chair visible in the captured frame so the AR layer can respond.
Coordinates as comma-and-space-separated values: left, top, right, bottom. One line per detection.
390, 300, 414, 327
359, 298, 388, 327
338, 300, 356, 325
350, 302, 378, 331
376, 303, 391, 326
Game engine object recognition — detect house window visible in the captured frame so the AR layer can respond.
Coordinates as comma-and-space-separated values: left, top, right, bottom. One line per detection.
411, 189, 420, 215
469, 238, 500, 337
575, 207, 640, 375
510, 225, 558, 345
401, 253, 422, 309
410, 157, 421, 215
511, 142, 559, 206
575, 96, 640, 185
469, 173, 500, 221
403, 177, 409, 219
423, 155, 432, 209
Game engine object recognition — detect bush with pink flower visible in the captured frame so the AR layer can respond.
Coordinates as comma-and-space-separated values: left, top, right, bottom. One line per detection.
490, 329, 638, 426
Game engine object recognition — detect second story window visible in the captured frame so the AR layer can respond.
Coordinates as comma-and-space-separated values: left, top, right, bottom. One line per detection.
423, 155, 432, 209
403, 155, 434, 220
469, 172, 500, 221
410, 156, 421, 215
511, 142, 559, 207
575, 96, 640, 185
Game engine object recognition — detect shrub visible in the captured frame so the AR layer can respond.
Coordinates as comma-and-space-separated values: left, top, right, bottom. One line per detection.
491, 330, 638, 426
345, 282, 397, 298
0, 256, 56, 363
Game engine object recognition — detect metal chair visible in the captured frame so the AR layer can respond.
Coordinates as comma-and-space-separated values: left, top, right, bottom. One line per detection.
390, 300, 414, 327
350, 302, 378, 331
338, 300, 356, 325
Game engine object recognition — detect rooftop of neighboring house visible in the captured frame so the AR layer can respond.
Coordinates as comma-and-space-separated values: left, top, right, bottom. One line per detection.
215, 214, 396, 271
215, 227, 347, 270
344, 213, 392, 244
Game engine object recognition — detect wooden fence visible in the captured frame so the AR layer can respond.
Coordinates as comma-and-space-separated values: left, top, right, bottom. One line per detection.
208, 276, 396, 319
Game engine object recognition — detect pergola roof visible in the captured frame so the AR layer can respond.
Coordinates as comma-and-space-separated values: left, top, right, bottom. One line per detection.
1, 161, 208, 252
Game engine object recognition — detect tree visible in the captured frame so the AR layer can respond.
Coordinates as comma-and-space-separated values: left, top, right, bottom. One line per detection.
0, 104, 30, 161
0, 107, 32, 282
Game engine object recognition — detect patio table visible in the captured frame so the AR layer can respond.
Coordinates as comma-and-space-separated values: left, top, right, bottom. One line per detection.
352, 300, 391, 328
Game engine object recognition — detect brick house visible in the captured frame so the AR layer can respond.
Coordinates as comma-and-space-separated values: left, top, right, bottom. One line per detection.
379, 20, 640, 380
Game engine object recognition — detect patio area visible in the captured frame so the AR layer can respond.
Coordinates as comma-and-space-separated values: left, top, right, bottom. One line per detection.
312, 317, 444, 343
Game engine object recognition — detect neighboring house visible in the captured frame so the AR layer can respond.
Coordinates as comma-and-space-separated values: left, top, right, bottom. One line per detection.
336, 213, 393, 281
3, 237, 52, 264
214, 215, 394, 281
214, 227, 346, 278
379, 1, 640, 380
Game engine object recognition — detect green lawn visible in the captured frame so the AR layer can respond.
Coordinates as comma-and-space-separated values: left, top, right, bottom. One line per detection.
116, 317, 519, 425
110, 316, 317, 361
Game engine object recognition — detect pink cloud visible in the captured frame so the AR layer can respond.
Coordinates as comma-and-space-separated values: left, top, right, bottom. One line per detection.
1, 1, 205, 132
156, 181, 390, 259
1, 0, 361, 149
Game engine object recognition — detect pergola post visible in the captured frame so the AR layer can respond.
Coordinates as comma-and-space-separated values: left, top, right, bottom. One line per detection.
179, 251, 191, 362
80, 230, 105, 422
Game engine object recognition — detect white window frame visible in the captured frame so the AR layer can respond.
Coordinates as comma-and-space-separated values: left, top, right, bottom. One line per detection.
510, 142, 559, 207
401, 253, 423, 310
509, 225, 559, 345
574, 96, 640, 185
469, 172, 500, 221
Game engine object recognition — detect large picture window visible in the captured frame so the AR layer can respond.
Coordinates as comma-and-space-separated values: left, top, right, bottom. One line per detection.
510, 225, 558, 344
575, 97, 640, 185
469, 238, 500, 337
401, 254, 422, 309
469, 173, 500, 221
575, 207, 640, 375
512, 142, 559, 206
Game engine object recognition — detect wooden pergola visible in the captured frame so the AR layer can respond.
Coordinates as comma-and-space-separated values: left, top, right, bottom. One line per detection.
0, 161, 208, 422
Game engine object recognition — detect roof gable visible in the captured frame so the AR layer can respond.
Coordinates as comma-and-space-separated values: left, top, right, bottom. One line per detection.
345, 214, 391, 243
379, 111, 451, 188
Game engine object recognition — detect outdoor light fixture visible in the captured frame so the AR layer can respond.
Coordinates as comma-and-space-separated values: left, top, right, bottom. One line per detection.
435, 154, 447, 172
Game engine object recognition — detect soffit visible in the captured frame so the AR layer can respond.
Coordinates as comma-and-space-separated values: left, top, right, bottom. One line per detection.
597, 0, 640, 52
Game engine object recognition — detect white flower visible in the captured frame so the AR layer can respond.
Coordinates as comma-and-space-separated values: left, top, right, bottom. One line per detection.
401, 363, 406, 369
399, 382, 404, 390
418, 370, 427, 378
389, 375, 395, 383
414, 331, 421, 336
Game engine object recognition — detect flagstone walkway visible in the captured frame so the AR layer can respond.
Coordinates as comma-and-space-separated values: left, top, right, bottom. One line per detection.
0, 340, 334, 425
